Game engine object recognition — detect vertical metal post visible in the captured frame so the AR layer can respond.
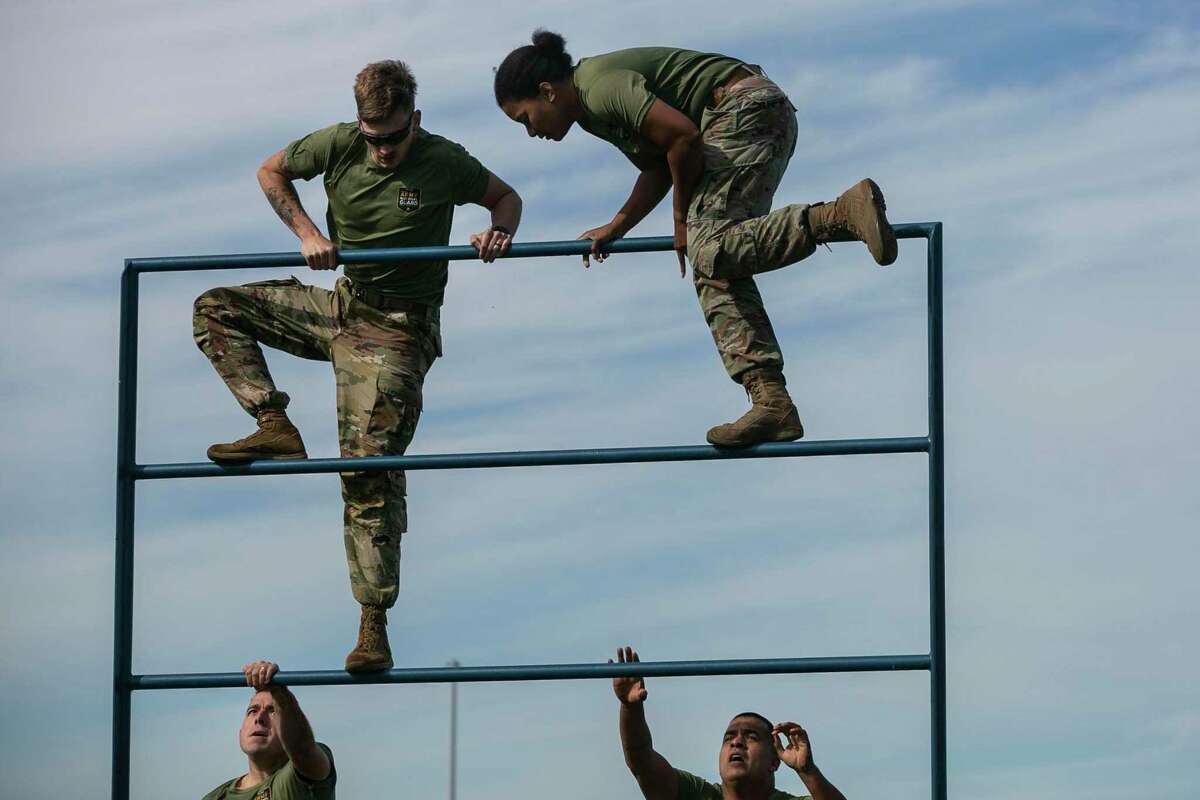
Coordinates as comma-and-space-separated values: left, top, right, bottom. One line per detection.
112, 263, 139, 800
926, 224, 946, 800
447, 659, 459, 800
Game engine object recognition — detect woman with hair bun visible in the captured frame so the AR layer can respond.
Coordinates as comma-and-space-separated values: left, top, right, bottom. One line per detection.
495, 31, 898, 448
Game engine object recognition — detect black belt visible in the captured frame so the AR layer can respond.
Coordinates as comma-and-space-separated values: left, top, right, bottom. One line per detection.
349, 283, 436, 316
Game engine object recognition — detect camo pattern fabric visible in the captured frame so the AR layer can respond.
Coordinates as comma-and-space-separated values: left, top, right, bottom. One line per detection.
193, 276, 439, 608
686, 75, 815, 382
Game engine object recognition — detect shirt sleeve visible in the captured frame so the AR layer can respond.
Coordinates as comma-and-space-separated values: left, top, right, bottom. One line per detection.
272, 743, 337, 799
675, 769, 722, 800
584, 69, 658, 136
283, 125, 345, 181
447, 143, 490, 206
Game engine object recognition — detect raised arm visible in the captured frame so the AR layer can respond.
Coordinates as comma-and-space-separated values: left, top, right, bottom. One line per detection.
773, 722, 847, 800
612, 646, 679, 800
256, 149, 338, 270
468, 171, 523, 263
243, 660, 332, 782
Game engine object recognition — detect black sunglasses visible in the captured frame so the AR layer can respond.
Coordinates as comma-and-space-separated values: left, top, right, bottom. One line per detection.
358, 113, 414, 146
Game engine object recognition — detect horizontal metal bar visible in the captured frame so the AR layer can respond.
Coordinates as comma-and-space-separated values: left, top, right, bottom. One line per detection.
124, 224, 936, 273
135, 436, 930, 480
130, 236, 674, 272
129, 654, 932, 690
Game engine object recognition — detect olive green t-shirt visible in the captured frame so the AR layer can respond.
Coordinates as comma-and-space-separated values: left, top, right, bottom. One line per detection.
676, 768, 811, 800
572, 47, 747, 158
285, 123, 490, 306
201, 743, 336, 800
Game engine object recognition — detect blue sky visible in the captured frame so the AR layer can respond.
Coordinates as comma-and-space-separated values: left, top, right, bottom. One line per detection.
1, 1, 1198, 798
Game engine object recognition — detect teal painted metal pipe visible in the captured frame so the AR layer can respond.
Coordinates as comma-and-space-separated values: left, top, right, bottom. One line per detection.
112, 265, 138, 800
926, 222, 947, 800
124, 225, 936, 273
130, 654, 933, 690
134, 436, 931, 480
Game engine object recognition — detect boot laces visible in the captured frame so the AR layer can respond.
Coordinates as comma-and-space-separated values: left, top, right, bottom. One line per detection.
747, 377, 774, 407
358, 607, 385, 651
256, 409, 289, 428
359, 624, 378, 651
746, 372, 790, 410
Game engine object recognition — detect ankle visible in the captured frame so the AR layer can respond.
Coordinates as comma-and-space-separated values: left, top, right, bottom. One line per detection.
741, 367, 786, 388
255, 408, 292, 426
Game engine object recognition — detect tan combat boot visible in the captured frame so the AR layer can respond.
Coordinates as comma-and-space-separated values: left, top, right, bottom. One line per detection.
706, 369, 805, 448
807, 178, 898, 266
344, 604, 393, 673
206, 408, 308, 464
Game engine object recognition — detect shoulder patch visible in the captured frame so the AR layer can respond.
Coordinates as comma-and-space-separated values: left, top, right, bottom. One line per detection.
397, 188, 421, 211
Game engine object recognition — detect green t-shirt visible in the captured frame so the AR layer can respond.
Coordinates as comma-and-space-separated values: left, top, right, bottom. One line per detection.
676, 768, 811, 800
201, 743, 336, 800
285, 123, 490, 306
573, 47, 747, 158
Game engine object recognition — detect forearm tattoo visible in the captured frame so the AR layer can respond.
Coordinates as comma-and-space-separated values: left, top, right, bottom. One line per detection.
266, 185, 300, 230
264, 150, 305, 233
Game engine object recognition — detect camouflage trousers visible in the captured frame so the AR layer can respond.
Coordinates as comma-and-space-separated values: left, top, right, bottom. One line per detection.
687, 75, 815, 383
193, 276, 440, 609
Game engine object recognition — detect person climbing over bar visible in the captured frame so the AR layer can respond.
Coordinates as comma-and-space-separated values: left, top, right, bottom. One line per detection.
610, 646, 849, 800
193, 60, 523, 673
201, 659, 336, 799
494, 33, 897, 447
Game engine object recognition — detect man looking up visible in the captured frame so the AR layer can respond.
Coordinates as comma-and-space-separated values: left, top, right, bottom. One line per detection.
194, 60, 522, 672
611, 646, 849, 800
201, 660, 336, 799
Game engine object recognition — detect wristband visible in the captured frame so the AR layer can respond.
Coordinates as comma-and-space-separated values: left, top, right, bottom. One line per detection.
490, 225, 512, 236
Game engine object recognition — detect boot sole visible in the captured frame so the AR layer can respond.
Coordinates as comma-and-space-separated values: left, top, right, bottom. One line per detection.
862, 179, 898, 267
707, 425, 805, 448
770, 425, 805, 442
344, 658, 394, 674
206, 451, 309, 465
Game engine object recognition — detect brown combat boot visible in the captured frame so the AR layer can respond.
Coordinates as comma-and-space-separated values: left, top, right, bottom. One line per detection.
807, 178, 898, 266
206, 408, 308, 464
344, 604, 393, 673
706, 369, 805, 448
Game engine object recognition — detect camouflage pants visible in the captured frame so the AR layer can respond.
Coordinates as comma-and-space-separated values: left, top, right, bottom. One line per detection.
687, 75, 814, 383
193, 276, 440, 609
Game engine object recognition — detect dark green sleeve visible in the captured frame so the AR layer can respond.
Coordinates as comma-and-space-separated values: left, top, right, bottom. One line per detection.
447, 142, 490, 206
584, 69, 658, 136
271, 743, 337, 799
283, 125, 345, 181
675, 769, 722, 800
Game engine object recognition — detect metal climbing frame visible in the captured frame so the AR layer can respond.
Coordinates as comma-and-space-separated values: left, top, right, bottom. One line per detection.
113, 223, 945, 799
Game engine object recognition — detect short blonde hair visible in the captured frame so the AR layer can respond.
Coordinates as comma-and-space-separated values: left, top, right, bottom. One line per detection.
354, 60, 417, 122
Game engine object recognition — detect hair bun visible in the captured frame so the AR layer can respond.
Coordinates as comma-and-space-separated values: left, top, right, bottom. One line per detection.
494, 29, 573, 102
531, 29, 566, 56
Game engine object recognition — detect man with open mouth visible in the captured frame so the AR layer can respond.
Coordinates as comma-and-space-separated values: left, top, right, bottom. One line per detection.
611, 646, 849, 800
202, 660, 335, 799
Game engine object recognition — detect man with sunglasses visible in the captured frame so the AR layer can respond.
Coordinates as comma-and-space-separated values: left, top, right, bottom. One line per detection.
193, 60, 522, 673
